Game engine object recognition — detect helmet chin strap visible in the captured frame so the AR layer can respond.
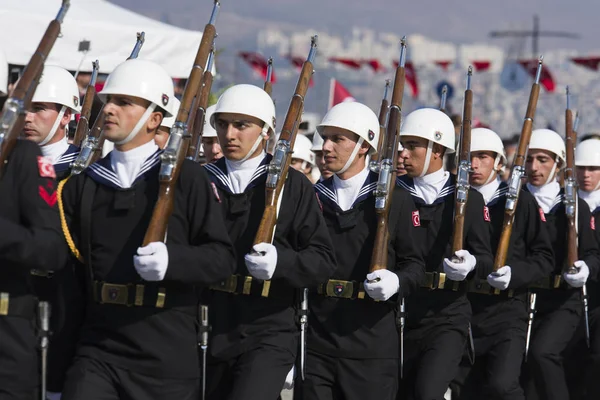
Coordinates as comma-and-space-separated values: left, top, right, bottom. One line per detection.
484, 154, 502, 185
336, 137, 364, 175
114, 103, 157, 146
544, 156, 560, 185
39, 106, 66, 146
419, 141, 434, 178
594, 178, 600, 192
239, 123, 269, 163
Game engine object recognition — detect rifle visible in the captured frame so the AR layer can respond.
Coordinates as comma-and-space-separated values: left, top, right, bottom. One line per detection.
143, 1, 220, 245
252, 36, 318, 251
70, 32, 146, 175
525, 292, 537, 361
369, 79, 391, 169
493, 57, 544, 271
439, 84, 448, 113
72, 60, 99, 147
264, 57, 274, 96
187, 46, 216, 162
449, 67, 473, 273
38, 301, 51, 400
0, 0, 70, 177
369, 37, 407, 273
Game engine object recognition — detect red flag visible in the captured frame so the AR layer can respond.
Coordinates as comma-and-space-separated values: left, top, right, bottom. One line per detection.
328, 78, 356, 109
329, 57, 362, 69
571, 56, 600, 71
434, 60, 452, 71
472, 61, 491, 72
364, 59, 386, 73
238, 51, 276, 83
393, 61, 419, 98
286, 55, 304, 70
518, 60, 555, 92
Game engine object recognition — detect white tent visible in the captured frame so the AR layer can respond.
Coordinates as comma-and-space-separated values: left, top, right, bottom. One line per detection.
0, 0, 203, 77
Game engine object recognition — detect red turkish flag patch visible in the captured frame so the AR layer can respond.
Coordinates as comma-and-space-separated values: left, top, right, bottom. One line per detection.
38, 185, 57, 207
37, 156, 56, 179
539, 208, 546, 222
483, 206, 491, 222
412, 210, 421, 227
591, 216, 596, 231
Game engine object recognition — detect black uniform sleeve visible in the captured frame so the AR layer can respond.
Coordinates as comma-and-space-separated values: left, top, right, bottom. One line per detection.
272, 170, 337, 287
0, 141, 67, 271
391, 188, 426, 298
465, 190, 493, 275
508, 192, 554, 288
577, 198, 600, 277
165, 161, 236, 285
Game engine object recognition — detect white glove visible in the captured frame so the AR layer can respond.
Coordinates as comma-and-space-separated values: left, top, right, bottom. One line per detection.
47, 392, 62, 400
133, 242, 169, 281
487, 266, 512, 290
282, 365, 295, 390
563, 260, 589, 288
364, 269, 400, 301
244, 243, 278, 280
443, 249, 476, 281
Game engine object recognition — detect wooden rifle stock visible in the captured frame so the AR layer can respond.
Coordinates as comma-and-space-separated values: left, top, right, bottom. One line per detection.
564, 87, 578, 272
370, 80, 391, 165
253, 36, 317, 246
450, 67, 473, 255
0, 0, 70, 176
187, 47, 215, 161
263, 57, 274, 96
494, 57, 543, 271
369, 38, 407, 273
143, 1, 220, 245
72, 60, 99, 146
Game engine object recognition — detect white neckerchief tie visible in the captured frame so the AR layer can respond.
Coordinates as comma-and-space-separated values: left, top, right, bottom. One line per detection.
579, 189, 600, 213
333, 166, 369, 211
473, 176, 501, 205
414, 167, 450, 205
527, 179, 560, 214
40, 135, 69, 165
225, 151, 265, 194
110, 140, 159, 189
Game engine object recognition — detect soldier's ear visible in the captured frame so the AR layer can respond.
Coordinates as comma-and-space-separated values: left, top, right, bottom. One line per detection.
61, 109, 72, 126
432, 143, 445, 159
147, 111, 164, 132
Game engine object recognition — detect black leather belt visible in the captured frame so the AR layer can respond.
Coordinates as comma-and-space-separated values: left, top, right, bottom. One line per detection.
420, 272, 466, 291
210, 275, 293, 301
91, 281, 195, 308
466, 280, 515, 297
316, 279, 367, 300
0, 292, 36, 319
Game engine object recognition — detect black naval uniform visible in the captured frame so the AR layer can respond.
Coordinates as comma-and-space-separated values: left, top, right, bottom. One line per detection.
31, 142, 84, 394
203, 155, 336, 400
59, 148, 235, 400
396, 174, 493, 400
0, 140, 67, 400
298, 171, 424, 400
524, 188, 600, 400
453, 182, 553, 400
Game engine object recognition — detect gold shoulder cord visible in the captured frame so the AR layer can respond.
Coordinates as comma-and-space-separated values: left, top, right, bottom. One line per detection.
57, 177, 83, 263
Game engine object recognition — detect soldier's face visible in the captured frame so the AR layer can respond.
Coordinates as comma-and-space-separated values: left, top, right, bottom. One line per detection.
155, 127, 169, 149
396, 149, 406, 176
103, 95, 163, 149
321, 126, 366, 174
470, 151, 498, 186
215, 113, 265, 161
314, 150, 333, 180
577, 166, 600, 192
399, 136, 429, 177
526, 149, 558, 186
23, 102, 67, 144
201, 136, 223, 163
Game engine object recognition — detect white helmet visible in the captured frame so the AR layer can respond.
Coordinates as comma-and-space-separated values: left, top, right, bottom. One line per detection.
99, 59, 175, 145
400, 108, 455, 153
311, 131, 324, 151
0, 49, 7, 96
298, 112, 321, 136
159, 97, 180, 130
210, 84, 276, 135
203, 104, 217, 138
32, 65, 81, 113
529, 129, 566, 165
98, 59, 174, 117
317, 102, 379, 155
292, 134, 315, 166
576, 139, 600, 167
471, 128, 507, 185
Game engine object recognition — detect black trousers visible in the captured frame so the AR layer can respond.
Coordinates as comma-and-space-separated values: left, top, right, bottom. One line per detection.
61, 356, 199, 400
582, 306, 600, 399
452, 296, 527, 400
297, 351, 398, 400
524, 290, 582, 400
0, 316, 38, 400
206, 344, 295, 400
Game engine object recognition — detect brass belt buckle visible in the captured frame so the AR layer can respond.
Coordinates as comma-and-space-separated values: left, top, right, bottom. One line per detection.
212, 275, 238, 293
0, 292, 8, 316
101, 283, 130, 306
326, 280, 354, 299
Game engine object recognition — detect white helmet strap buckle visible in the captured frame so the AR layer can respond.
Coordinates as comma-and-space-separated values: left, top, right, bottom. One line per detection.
114, 103, 157, 146
419, 141, 434, 178
484, 154, 502, 185
337, 137, 364, 176
39, 106, 66, 147
239, 123, 269, 163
